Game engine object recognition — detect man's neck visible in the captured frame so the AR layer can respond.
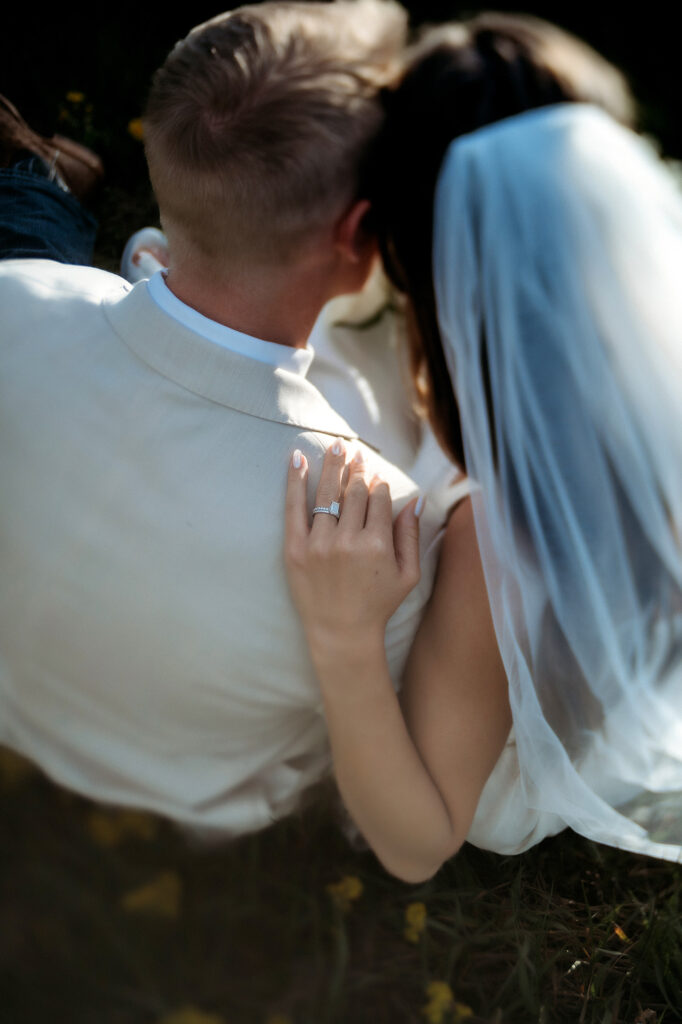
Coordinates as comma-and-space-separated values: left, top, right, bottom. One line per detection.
164, 257, 335, 349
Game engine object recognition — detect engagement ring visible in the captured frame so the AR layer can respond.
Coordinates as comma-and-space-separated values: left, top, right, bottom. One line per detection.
312, 501, 341, 520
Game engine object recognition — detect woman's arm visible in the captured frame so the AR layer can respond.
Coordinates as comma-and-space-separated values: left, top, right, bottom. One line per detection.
285, 442, 510, 882
399, 494, 512, 847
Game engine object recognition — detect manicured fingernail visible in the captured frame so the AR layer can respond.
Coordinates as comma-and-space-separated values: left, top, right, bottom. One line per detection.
352, 448, 366, 466
292, 449, 302, 469
415, 495, 425, 518
332, 439, 345, 456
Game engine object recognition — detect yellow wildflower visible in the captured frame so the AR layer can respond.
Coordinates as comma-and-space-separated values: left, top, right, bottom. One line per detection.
66, 90, 85, 104
156, 1008, 224, 1024
422, 981, 454, 1024
128, 117, 145, 141
326, 874, 363, 912
404, 901, 427, 943
87, 808, 158, 847
121, 870, 182, 918
454, 1004, 474, 1022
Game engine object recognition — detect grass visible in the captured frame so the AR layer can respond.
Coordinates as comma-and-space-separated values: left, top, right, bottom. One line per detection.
1, 749, 681, 1024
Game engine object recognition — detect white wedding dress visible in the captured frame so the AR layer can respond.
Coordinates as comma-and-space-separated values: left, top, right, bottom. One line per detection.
433, 103, 682, 862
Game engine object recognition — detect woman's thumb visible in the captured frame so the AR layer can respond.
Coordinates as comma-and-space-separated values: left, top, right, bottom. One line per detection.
393, 496, 423, 585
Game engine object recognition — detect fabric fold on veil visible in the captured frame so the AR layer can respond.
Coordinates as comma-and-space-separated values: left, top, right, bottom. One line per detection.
434, 104, 682, 861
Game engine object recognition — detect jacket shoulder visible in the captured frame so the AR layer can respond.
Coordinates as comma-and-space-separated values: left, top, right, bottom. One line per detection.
0, 258, 128, 306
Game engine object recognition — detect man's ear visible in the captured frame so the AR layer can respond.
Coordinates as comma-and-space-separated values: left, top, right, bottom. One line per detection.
334, 199, 377, 264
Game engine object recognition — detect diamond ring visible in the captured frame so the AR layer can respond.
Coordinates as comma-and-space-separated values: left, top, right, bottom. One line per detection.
312, 501, 341, 520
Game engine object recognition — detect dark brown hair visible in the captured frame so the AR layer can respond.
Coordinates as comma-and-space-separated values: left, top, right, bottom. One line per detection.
365, 13, 636, 466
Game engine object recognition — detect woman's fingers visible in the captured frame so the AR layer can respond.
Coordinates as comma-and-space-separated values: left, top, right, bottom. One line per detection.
285, 448, 310, 552
287, 446, 422, 593
365, 474, 393, 535
284, 443, 423, 647
393, 496, 424, 588
311, 439, 346, 531
339, 449, 370, 532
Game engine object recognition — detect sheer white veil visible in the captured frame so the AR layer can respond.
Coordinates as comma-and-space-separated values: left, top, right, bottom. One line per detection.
434, 103, 682, 861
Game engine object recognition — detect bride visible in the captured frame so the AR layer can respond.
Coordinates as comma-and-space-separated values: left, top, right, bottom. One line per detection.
283, 14, 682, 881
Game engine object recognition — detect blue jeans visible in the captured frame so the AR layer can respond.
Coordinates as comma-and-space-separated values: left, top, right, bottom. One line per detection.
0, 157, 97, 265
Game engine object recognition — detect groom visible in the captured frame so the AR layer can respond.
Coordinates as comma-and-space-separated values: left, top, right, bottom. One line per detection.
0, 2, 451, 834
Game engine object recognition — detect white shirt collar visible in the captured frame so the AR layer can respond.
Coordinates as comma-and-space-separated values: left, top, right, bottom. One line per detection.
146, 270, 314, 377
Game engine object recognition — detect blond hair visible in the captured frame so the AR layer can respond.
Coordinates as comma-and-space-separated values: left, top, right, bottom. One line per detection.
143, 1, 406, 267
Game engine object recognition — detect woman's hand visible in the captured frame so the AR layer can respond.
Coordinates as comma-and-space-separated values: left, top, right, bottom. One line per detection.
284, 441, 423, 666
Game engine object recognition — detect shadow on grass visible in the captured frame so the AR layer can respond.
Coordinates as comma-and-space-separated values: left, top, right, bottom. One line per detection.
1, 749, 680, 1024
